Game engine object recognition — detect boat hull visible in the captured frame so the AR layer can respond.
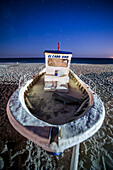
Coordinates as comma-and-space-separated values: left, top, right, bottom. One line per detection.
7, 69, 105, 153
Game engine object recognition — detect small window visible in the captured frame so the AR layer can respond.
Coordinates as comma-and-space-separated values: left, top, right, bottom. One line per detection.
48, 58, 68, 67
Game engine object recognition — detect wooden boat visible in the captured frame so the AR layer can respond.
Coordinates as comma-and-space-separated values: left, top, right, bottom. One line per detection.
7, 48, 105, 154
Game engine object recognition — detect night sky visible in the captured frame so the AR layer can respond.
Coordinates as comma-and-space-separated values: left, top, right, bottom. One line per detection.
0, 0, 113, 58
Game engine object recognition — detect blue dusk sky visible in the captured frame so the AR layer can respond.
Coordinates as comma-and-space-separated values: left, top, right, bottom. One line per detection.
0, 0, 113, 58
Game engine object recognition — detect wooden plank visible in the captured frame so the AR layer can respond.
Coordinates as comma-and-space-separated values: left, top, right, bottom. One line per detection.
52, 91, 84, 104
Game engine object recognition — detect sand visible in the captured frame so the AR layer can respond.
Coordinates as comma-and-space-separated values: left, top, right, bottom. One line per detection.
0, 63, 113, 169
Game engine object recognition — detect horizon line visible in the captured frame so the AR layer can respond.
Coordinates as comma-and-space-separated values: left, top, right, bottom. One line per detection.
0, 56, 113, 59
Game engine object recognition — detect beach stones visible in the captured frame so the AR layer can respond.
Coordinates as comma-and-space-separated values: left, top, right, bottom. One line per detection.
0, 63, 113, 169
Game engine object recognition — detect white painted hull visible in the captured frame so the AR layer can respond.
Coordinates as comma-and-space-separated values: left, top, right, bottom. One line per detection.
7, 68, 105, 153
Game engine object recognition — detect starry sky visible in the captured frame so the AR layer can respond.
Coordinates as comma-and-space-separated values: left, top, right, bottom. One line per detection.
0, 0, 113, 58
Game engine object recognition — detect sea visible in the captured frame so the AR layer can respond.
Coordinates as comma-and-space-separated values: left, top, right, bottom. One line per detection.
0, 57, 113, 64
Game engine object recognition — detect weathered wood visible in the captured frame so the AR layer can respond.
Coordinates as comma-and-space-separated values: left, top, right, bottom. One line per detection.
49, 127, 59, 145
52, 91, 85, 104
69, 98, 89, 122
25, 94, 35, 110
76, 98, 89, 114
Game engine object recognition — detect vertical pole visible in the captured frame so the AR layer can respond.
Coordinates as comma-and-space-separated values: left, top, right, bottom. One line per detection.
70, 144, 80, 170
58, 42, 60, 51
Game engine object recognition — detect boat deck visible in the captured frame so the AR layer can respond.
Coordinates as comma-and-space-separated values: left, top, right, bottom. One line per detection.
25, 75, 87, 125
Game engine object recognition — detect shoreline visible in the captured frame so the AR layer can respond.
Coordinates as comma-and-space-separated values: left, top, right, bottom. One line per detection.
0, 62, 113, 64
0, 57, 113, 65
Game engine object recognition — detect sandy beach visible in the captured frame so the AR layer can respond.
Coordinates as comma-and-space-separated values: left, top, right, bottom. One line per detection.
0, 63, 113, 169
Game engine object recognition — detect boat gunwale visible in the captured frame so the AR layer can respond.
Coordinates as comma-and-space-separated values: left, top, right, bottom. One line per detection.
6, 98, 57, 153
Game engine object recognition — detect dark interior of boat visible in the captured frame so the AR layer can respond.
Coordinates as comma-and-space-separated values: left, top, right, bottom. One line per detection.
24, 73, 90, 125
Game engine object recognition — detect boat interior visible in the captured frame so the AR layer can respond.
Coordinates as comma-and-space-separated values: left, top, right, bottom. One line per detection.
24, 71, 92, 125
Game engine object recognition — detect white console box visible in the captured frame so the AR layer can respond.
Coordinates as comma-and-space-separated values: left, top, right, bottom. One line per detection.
46, 67, 69, 76
45, 75, 69, 83
44, 50, 72, 91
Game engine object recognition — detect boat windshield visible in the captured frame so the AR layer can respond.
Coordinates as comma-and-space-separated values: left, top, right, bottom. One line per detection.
48, 58, 68, 67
